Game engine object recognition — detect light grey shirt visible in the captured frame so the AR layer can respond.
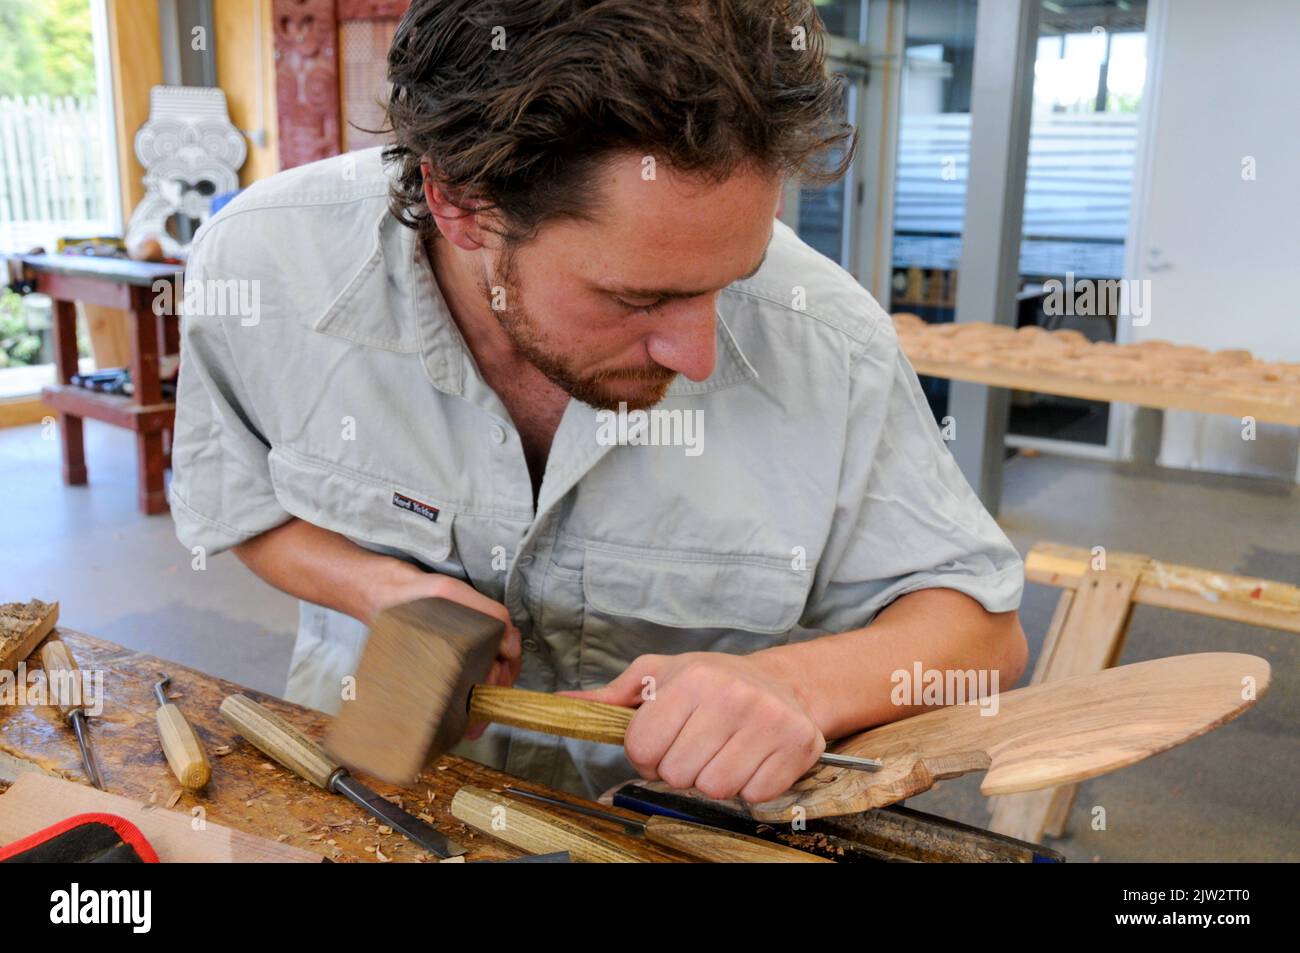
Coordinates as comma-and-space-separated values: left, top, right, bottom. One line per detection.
171, 147, 1023, 798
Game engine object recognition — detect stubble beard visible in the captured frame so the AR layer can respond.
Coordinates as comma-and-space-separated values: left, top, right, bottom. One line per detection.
483, 250, 677, 412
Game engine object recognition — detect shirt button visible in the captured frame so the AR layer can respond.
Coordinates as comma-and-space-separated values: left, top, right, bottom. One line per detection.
516, 554, 534, 567
490, 424, 507, 444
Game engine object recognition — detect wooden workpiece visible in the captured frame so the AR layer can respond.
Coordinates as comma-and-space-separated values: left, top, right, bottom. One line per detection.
752, 652, 1269, 822
0, 600, 59, 673
892, 313, 1300, 426
0, 629, 688, 863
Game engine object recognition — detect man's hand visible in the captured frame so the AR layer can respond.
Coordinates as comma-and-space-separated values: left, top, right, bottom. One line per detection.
563, 652, 824, 804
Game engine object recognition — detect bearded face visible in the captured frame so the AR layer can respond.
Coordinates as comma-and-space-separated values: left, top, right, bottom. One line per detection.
480, 248, 680, 412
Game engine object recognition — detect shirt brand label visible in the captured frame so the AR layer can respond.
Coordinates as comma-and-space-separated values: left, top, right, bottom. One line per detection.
392, 491, 439, 523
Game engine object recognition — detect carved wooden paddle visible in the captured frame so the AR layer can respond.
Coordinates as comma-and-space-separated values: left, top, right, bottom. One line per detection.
748, 652, 1269, 822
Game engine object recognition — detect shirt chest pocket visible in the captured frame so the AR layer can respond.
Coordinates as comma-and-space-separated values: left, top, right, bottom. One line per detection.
267, 447, 459, 572
575, 547, 812, 687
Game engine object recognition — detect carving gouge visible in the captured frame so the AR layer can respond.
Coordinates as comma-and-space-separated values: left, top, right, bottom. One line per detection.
40, 640, 103, 789
219, 694, 467, 858
503, 786, 833, 863
154, 675, 211, 790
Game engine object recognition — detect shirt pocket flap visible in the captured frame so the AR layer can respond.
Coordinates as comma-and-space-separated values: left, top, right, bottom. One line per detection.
267, 448, 454, 564
581, 548, 807, 635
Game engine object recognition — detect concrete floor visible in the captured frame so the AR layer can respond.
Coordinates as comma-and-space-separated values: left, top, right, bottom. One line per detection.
1, 419, 1296, 861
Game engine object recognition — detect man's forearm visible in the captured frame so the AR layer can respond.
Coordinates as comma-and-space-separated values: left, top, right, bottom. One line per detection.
232, 518, 424, 623
752, 587, 1028, 741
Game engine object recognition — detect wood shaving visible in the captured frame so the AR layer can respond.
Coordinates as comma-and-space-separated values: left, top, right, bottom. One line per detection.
375, 847, 390, 863
440, 855, 465, 863
377, 824, 392, 835
213, 745, 233, 756
166, 789, 183, 809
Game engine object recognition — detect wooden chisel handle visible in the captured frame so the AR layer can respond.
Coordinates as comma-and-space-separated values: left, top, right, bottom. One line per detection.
452, 785, 644, 863
468, 685, 633, 745
156, 703, 211, 790
642, 817, 834, 863
39, 640, 83, 719
219, 694, 340, 790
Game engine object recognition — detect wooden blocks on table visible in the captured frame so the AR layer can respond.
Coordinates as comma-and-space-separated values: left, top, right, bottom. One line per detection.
891, 314, 1300, 420
0, 600, 59, 673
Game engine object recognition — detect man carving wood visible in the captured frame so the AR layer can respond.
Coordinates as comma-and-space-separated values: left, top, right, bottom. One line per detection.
171, 0, 1027, 803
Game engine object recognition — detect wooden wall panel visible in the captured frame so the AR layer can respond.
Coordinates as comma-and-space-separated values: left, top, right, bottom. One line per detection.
272, 0, 342, 168
216, 0, 280, 184
106, 0, 164, 220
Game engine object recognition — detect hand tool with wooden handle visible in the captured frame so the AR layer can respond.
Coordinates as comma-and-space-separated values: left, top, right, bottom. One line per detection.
326, 597, 880, 783
503, 785, 833, 863
220, 693, 466, 858
748, 652, 1270, 822
39, 639, 103, 789
153, 675, 210, 790
452, 785, 648, 863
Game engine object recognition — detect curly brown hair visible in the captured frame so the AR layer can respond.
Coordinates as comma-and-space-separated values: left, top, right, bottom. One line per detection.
383, 0, 856, 246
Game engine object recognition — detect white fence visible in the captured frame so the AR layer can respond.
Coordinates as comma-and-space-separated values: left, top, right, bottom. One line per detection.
0, 94, 109, 244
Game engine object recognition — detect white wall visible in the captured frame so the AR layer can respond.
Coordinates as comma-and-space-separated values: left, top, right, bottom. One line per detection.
1123, 0, 1300, 479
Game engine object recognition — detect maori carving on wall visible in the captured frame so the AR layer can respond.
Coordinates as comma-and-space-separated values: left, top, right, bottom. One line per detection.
274, 0, 342, 168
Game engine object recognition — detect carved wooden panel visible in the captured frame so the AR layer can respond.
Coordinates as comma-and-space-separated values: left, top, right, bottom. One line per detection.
273, 0, 411, 168
273, 0, 342, 168
338, 0, 409, 18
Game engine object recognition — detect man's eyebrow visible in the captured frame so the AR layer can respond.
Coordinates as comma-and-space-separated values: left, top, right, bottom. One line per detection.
607, 247, 769, 300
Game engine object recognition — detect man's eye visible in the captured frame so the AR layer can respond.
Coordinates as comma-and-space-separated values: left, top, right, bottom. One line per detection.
617, 297, 667, 314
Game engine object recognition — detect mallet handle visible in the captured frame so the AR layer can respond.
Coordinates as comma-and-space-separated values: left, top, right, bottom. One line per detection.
468, 686, 634, 745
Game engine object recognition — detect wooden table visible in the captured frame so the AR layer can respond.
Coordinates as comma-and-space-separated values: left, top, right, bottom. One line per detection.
0, 629, 685, 863
22, 255, 181, 515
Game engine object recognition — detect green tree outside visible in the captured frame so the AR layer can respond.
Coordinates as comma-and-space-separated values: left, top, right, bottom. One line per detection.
0, 0, 96, 99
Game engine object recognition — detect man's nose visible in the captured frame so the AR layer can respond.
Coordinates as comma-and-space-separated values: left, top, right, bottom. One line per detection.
645, 299, 718, 382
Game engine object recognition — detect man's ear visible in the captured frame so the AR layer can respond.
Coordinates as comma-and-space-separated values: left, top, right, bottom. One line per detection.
421, 159, 484, 252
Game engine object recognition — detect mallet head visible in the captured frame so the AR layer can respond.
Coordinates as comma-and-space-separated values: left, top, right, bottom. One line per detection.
325, 597, 505, 783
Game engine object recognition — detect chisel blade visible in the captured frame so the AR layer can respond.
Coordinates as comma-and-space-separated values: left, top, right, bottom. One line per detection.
333, 775, 467, 858
69, 710, 103, 790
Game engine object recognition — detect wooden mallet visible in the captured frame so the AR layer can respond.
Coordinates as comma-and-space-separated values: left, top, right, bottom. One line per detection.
325, 597, 637, 783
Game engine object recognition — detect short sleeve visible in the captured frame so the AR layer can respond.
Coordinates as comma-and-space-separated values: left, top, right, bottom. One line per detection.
802, 321, 1025, 632
169, 238, 291, 554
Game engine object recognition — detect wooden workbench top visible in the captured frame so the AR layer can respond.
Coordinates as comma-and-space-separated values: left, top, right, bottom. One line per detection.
0, 629, 688, 863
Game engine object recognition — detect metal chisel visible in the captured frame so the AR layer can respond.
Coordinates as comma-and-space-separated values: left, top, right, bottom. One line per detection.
40, 640, 103, 789
219, 694, 467, 858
